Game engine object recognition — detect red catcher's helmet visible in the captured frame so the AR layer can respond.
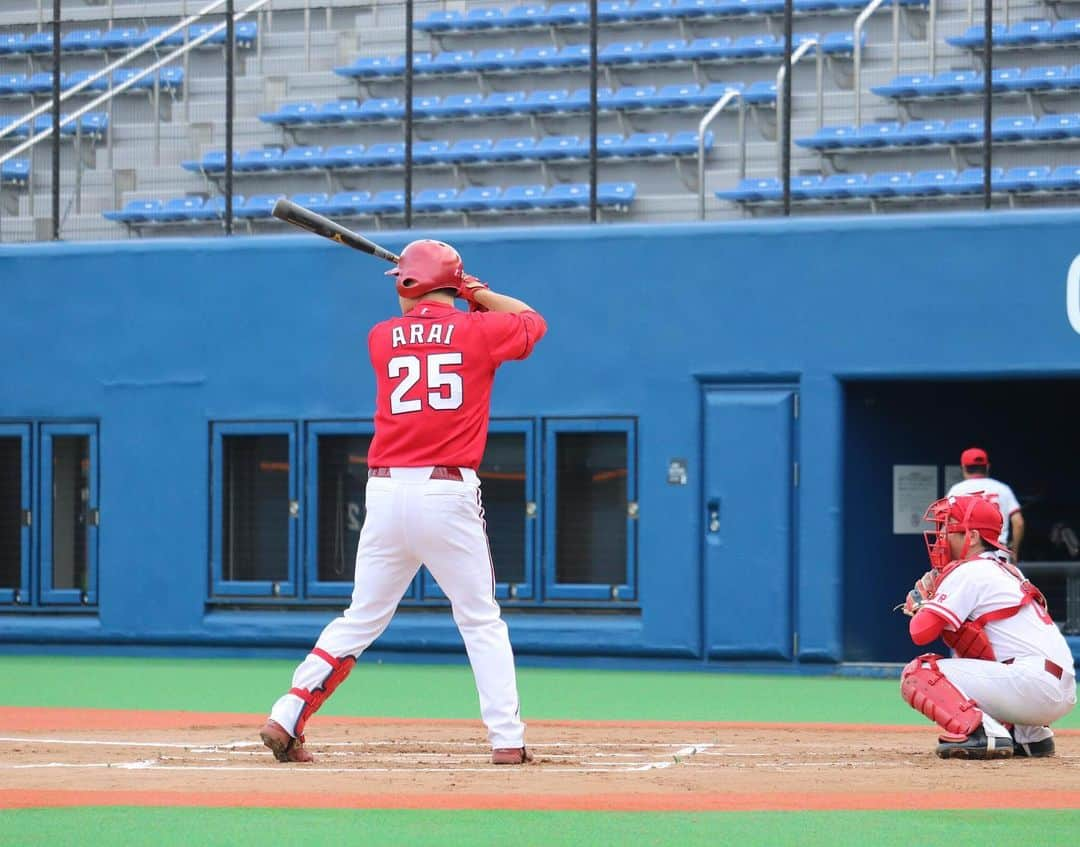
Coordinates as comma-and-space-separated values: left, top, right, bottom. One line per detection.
923, 494, 1007, 569
386, 239, 463, 298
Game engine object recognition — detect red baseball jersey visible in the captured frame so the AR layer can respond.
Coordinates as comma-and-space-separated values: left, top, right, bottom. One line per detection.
366, 301, 547, 469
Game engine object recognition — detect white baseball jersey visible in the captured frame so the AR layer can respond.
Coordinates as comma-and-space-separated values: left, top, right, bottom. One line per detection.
924, 552, 1074, 671
947, 477, 1021, 546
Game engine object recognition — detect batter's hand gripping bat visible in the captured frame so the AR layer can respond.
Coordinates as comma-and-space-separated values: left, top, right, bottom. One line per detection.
271, 197, 400, 265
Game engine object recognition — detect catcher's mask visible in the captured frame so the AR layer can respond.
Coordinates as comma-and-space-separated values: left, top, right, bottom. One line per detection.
386, 239, 463, 299
923, 494, 1007, 570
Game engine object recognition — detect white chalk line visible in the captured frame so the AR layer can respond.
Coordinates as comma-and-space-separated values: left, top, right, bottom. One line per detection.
0, 761, 655, 775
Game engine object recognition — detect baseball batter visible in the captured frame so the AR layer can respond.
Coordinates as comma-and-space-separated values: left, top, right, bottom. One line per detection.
260, 239, 546, 766
900, 494, 1076, 759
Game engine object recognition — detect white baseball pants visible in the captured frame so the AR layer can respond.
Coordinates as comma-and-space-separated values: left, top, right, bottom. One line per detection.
939, 657, 1077, 743
270, 467, 526, 749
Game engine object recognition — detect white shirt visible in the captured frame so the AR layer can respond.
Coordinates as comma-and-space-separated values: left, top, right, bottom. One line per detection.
924, 553, 1074, 671
947, 476, 1021, 546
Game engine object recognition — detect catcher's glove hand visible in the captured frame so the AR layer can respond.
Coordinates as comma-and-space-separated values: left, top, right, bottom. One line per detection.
459, 273, 490, 312
895, 570, 940, 616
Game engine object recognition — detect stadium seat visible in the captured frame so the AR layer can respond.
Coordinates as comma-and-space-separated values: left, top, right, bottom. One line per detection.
788, 175, 825, 199
997, 165, 1053, 192
309, 100, 362, 124
680, 37, 732, 61
0, 74, 23, 95
140, 26, 186, 48
366, 190, 406, 214
853, 171, 912, 198
621, 131, 670, 156
320, 146, 367, 169
952, 167, 1004, 194
475, 91, 528, 116
104, 199, 163, 223
796, 125, 858, 150
100, 28, 142, 51
524, 89, 571, 114
0, 33, 26, 55
414, 140, 451, 164
463, 7, 505, 29
715, 177, 782, 202
490, 136, 538, 161
358, 97, 405, 121
186, 195, 245, 221
236, 148, 283, 172
598, 182, 636, 206
430, 93, 487, 118
567, 87, 617, 111
22, 72, 60, 95
1018, 65, 1070, 92
851, 121, 903, 148
597, 133, 625, 157
999, 20, 1053, 46
822, 31, 863, 53
992, 68, 1026, 92
112, 68, 155, 92
474, 48, 517, 71
447, 186, 502, 212
281, 146, 324, 170
234, 194, 282, 219
540, 2, 590, 25
444, 138, 495, 163
62, 29, 104, 52
535, 135, 588, 160
1049, 19, 1080, 42
630, 0, 676, 21
430, 50, 475, 75
673, 0, 730, 17
896, 120, 948, 145
661, 130, 712, 155
1045, 164, 1080, 190
652, 82, 707, 108
159, 68, 185, 91
941, 118, 984, 144
947, 22, 1007, 48
155, 196, 207, 222
807, 173, 869, 199
511, 46, 562, 69
993, 115, 1038, 142
611, 85, 658, 110
742, 80, 778, 104
598, 0, 636, 22
414, 188, 459, 213
1029, 113, 1080, 140
361, 143, 405, 166
919, 70, 980, 97
908, 169, 957, 195
0, 159, 30, 184
23, 32, 54, 54
601, 41, 647, 65
417, 10, 463, 32
325, 191, 373, 216
505, 4, 549, 28
491, 184, 547, 209
260, 102, 319, 125
871, 74, 934, 98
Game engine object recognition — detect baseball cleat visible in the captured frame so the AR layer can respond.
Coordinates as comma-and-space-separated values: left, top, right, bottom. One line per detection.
260, 719, 315, 764
935, 727, 1013, 760
491, 746, 534, 765
1013, 736, 1055, 758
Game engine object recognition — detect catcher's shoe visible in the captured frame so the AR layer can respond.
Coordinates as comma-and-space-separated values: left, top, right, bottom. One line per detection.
491, 746, 534, 765
1012, 733, 1055, 758
936, 727, 1013, 760
260, 719, 315, 764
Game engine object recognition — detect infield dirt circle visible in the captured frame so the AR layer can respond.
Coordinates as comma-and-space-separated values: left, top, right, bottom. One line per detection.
0, 707, 1078, 811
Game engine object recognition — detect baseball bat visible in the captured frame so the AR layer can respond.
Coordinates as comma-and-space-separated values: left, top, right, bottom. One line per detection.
271, 198, 400, 264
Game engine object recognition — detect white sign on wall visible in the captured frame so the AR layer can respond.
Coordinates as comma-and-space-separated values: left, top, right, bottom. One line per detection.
893, 465, 938, 535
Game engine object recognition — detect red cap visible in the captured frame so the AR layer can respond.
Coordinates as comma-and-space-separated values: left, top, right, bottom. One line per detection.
960, 447, 988, 467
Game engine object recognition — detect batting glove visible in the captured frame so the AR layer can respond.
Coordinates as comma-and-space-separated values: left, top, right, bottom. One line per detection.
459, 274, 490, 312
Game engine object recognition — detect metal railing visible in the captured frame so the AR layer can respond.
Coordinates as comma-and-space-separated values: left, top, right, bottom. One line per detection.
776, 38, 822, 176
852, 0, 900, 128
697, 88, 745, 220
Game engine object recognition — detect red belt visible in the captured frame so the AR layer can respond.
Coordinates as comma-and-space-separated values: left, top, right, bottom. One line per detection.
1002, 657, 1066, 679
368, 466, 464, 481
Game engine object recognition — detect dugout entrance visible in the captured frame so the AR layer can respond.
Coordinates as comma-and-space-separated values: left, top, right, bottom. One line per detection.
842, 378, 1080, 663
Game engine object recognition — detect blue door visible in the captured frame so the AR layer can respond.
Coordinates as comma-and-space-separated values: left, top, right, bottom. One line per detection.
703, 386, 797, 659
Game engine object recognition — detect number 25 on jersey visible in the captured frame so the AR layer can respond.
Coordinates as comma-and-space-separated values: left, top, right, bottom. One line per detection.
388, 353, 463, 414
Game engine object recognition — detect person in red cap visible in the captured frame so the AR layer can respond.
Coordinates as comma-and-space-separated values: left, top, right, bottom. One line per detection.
898, 494, 1076, 759
947, 446, 1025, 561
259, 239, 546, 766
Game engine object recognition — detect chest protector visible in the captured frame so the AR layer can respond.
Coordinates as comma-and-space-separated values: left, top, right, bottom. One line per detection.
937, 556, 1048, 661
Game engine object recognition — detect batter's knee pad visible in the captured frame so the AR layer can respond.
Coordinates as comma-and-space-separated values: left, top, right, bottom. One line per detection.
291, 648, 356, 741
900, 653, 983, 738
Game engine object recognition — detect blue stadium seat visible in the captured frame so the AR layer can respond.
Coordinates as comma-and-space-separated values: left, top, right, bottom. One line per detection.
463, 7, 505, 29
554, 44, 591, 67
413, 95, 441, 114
641, 39, 689, 64
822, 31, 863, 54
430, 50, 475, 75
182, 150, 223, 173
510, 46, 562, 69
896, 120, 948, 145
997, 165, 1053, 192
920, 70, 980, 97
850, 121, 903, 148
742, 80, 778, 104
325, 191, 373, 216
681, 37, 732, 61
568, 87, 616, 111
104, 199, 163, 223
807, 173, 869, 199
0, 33, 26, 54
235, 22, 259, 48
23, 32, 54, 54
601, 41, 647, 65
992, 67, 1026, 92
620, 131, 670, 156
729, 34, 780, 58
414, 188, 459, 213
715, 177, 782, 202
443, 138, 494, 163
1029, 112, 1080, 140
524, 89, 571, 114
630, 0, 676, 21
611, 85, 657, 109
947, 22, 1006, 48
796, 125, 858, 150
1045, 164, 1080, 190
22, 72, 59, 94
661, 130, 712, 155
1068, 65, 1080, 88
335, 56, 396, 79
261, 102, 319, 125
535, 135, 588, 159
159, 68, 185, 91
908, 169, 957, 195
235, 194, 284, 219
700, 81, 746, 104
673, 0, 732, 18
598, 182, 636, 207
474, 47, 517, 71
871, 74, 934, 98
139, 26, 186, 48
852, 171, 912, 198
953, 167, 1003, 194
0, 73, 23, 95
187, 196, 245, 221
62, 29, 104, 52
319, 145, 366, 169
361, 143, 405, 166
236, 148, 283, 172
101, 28, 141, 51
475, 91, 528, 116
941, 118, 984, 144
597, 133, 625, 156
1018, 65, 1070, 92
112, 68, 155, 92
358, 97, 404, 121
281, 146, 324, 170
652, 82, 707, 108
154, 196, 206, 222
1049, 19, 1080, 42
430, 92, 487, 118
993, 115, 1038, 142
599, 0, 636, 22
540, 2, 590, 25
788, 175, 824, 199
416, 10, 463, 32
490, 136, 538, 161
540, 183, 590, 208
313, 100, 363, 123
505, 4, 549, 28
999, 20, 1052, 46
414, 140, 451, 164
492, 184, 547, 209
0, 159, 30, 184
366, 190, 406, 214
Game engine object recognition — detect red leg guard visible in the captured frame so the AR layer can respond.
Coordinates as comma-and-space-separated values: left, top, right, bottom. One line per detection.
291, 648, 356, 740
900, 653, 983, 737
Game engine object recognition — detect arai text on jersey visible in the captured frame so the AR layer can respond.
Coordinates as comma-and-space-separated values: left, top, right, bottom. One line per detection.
391, 323, 456, 348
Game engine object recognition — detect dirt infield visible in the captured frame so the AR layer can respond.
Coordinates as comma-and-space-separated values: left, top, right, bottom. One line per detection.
0, 707, 1077, 811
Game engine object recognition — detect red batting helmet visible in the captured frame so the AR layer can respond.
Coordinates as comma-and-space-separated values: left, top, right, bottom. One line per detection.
923, 494, 1006, 569
386, 239, 463, 298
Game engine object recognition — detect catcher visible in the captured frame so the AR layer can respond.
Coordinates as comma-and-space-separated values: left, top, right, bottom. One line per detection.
898, 494, 1076, 759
